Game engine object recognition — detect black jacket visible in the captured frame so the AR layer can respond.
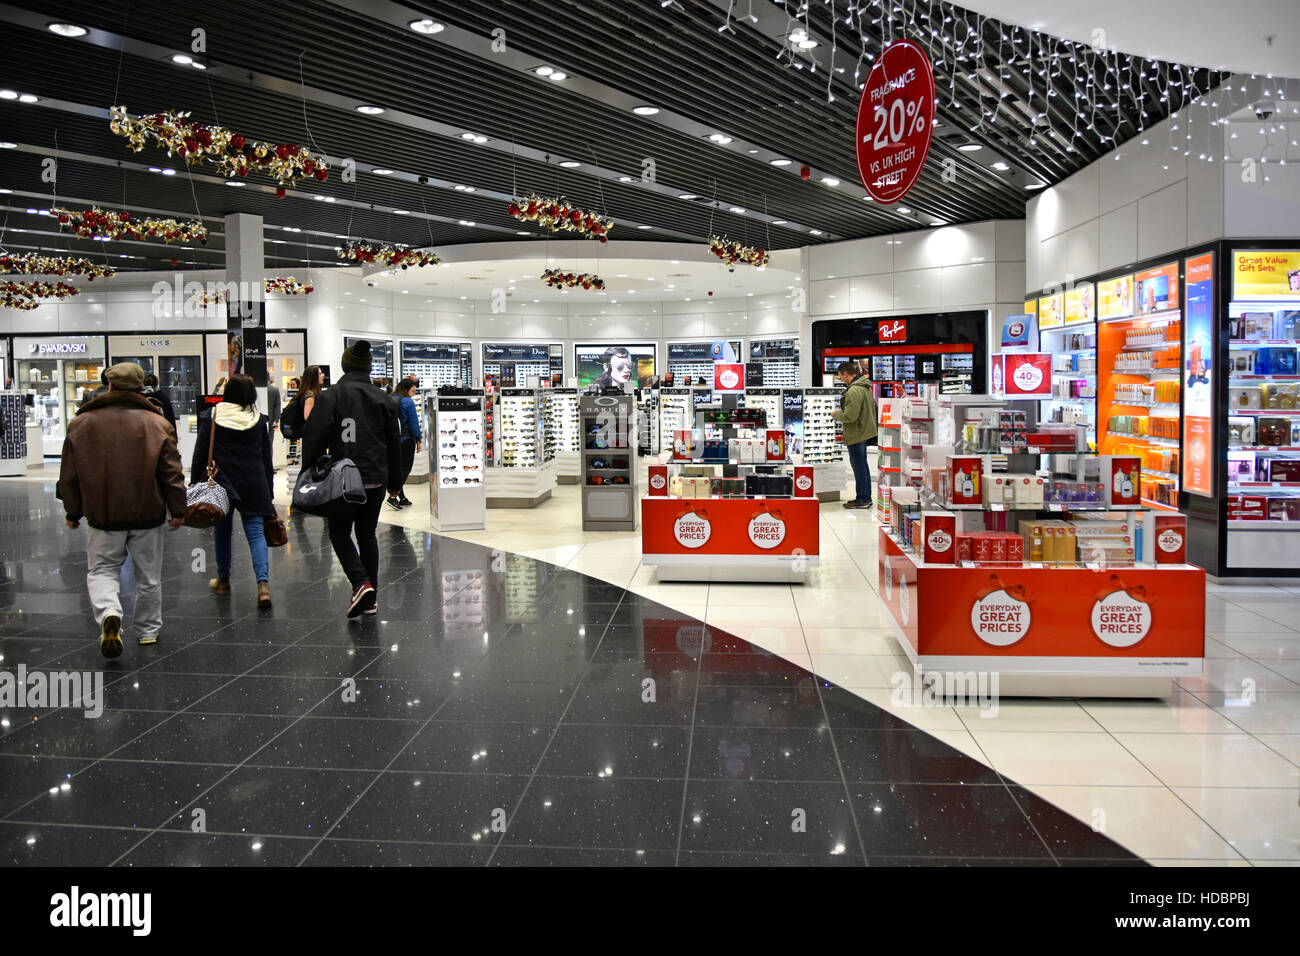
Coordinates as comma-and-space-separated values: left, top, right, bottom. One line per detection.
143, 386, 177, 433
301, 371, 401, 489
191, 409, 275, 517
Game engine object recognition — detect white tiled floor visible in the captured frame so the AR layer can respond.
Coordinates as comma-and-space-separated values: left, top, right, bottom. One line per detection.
15, 461, 1300, 864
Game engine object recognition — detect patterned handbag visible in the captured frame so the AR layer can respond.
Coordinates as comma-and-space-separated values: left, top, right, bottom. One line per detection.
183, 415, 230, 528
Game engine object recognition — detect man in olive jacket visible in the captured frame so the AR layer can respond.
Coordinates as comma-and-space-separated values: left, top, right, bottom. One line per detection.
831, 360, 879, 509
59, 363, 187, 658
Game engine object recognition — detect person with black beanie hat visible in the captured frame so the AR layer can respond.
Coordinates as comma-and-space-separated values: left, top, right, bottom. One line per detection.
300, 340, 403, 618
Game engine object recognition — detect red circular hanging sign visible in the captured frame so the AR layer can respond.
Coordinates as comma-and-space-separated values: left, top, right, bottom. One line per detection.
855, 39, 936, 205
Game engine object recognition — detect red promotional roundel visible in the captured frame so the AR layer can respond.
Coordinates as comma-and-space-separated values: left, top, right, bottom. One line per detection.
855, 39, 936, 205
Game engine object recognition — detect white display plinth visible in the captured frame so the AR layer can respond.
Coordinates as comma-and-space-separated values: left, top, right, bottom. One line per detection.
26, 423, 44, 465
811, 460, 846, 501
555, 451, 581, 484
486, 460, 556, 508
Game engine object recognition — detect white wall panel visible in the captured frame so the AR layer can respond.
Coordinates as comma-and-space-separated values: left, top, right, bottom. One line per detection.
809, 235, 892, 278
810, 277, 851, 314
850, 274, 893, 312
1038, 233, 1068, 288
660, 312, 706, 338
892, 268, 941, 311
995, 219, 1026, 261
1136, 181, 1188, 261
1066, 223, 1101, 279
995, 261, 1027, 303
941, 262, 996, 307
1098, 204, 1139, 272
1224, 163, 1300, 237
434, 312, 476, 337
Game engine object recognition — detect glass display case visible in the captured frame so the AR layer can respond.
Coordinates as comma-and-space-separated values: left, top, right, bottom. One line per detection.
13, 335, 106, 456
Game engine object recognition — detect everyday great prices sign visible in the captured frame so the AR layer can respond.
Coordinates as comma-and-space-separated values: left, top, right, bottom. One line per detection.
643, 498, 818, 559
855, 39, 935, 205
1232, 250, 1300, 299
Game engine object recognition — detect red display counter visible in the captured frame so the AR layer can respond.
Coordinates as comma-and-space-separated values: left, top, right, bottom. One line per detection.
642, 497, 819, 582
877, 527, 1204, 695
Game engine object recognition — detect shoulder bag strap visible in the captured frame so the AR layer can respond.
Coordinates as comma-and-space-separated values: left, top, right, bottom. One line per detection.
205, 411, 219, 483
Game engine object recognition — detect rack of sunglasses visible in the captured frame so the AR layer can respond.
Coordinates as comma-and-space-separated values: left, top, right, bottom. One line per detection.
636, 388, 659, 455
486, 388, 557, 507
428, 392, 487, 531
657, 388, 694, 453
544, 388, 581, 482
582, 392, 638, 530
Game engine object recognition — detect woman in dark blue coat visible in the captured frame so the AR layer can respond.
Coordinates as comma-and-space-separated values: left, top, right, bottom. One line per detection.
191, 374, 275, 608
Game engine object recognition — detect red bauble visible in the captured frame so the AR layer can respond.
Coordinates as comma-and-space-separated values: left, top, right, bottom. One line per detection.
276, 187, 286, 198
119, 213, 130, 222
169, 259, 178, 266
231, 134, 245, 149
508, 203, 520, 217
275, 144, 291, 160
303, 160, 315, 174
314, 168, 328, 181
236, 167, 248, 177
800, 164, 810, 179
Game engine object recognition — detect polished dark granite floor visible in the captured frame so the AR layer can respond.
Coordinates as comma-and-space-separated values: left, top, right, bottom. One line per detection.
0, 480, 1144, 866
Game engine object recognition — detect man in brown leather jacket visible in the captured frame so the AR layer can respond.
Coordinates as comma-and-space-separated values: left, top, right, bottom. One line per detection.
59, 363, 187, 658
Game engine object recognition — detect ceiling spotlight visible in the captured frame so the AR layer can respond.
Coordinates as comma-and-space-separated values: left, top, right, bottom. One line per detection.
189, 62, 207, 70
548, 72, 567, 81
458, 219, 476, 226
459, 132, 477, 140
356, 105, 385, 115
770, 159, 792, 166
797, 39, 818, 49
957, 143, 982, 152
729, 206, 745, 213
147, 166, 161, 172
47, 23, 88, 37
931, 219, 947, 226
393, 209, 410, 215
516, 230, 529, 235
0, 91, 16, 100
771, 219, 787, 225
408, 19, 444, 34
171, 54, 193, 65
1025, 182, 1046, 190
18, 93, 38, 103
559, 160, 581, 167
633, 106, 660, 116
372, 168, 394, 175
821, 177, 840, 186
677, 193, 698, 200
161, 168, 176, 176
535, 66, 554, 77
809, 229, 823, 235
897, 206, 911, 214
990, 161, 1010, 171
224, 180, 246, 187
618, 176, 634, 182
708, 133, 732, 144
636, 224, 652, 230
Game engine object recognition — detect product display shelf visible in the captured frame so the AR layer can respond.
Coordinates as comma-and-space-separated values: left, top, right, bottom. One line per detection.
874, 398, 902, 520
878, 388, 1204, 697
546, 388, 582, 483
636, 388, 658, 455
0, 392, 28, 477
428, 393, 486, 531
581, 393, 637, 531
657, 388, 693, 451
487, 388, 554, 508
749, 338, 801, 388
1224, 294, 1300, 567
1041, 323, 1097, 449
802, 386, 847, 501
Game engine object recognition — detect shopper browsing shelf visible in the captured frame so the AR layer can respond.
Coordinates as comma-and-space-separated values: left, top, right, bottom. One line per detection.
300, 341, 402, 618
192, 375, 277, 609
388, 378, 423, 510
832, 360, 878, 509
57, 362, 187, 657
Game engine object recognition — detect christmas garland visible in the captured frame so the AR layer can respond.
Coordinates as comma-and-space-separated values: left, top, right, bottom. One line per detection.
0, 280, 81, 310
336, 242, 440, 269
708, 236, 770, 269
51, 206, 208, 245
110, 107, 329, 193
265, 276, 314, 295
509, 195, 611, 242
541, 268, 605, 291
0, 253, 116, 280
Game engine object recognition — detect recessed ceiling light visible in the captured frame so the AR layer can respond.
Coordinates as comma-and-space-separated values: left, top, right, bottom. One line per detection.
771, 219, 787, 225
1, 140, 22, 148
534, 66, 554, 76
171, 54, 193, 65
458, 220, 476, 226
809, 229, 823, 235
17, 93, 38, 103
224, 180, 246, 187
633, 106, 660, 116
1026, 182, 1046, 190
372, 168, 394, 175
636, 224, 652, 230
677, 193, 698, 200
729, 206, 745, 213
708, 133, 732, 144
393, 209, 410, 215
161, 168, 176, 175
957, 143, 982, 152
991, 161, 1010, 171
821, 177, 840, 186
189, 62, 206, 70
459, 132, 477, 141
47, 23, 88, 37
516, 230, 529, 235
797, 39, 818, 49
618, 175, 634, 182
408, 18, 444, 34
0, 91, 17, 100
0, 188, 10, 193
148, 166, 161, 172
559, 160, 581, 168
356, 105, 385, 115
931, 219, 947, 226
897, 206, 911, 214
548, 72, 567, 81
770, 159, 791, 166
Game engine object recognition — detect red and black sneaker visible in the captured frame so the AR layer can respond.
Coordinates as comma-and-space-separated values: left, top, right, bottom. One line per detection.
347, 582, 376, 618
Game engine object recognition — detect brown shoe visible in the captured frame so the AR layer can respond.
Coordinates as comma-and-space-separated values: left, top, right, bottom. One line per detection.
257, 581, 272, 610
209, 577, 231, 596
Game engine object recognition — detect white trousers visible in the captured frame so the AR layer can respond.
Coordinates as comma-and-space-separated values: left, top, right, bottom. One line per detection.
86, 525, 164, 641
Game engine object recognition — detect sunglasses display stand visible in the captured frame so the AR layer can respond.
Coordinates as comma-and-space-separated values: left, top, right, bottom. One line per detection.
486, 388, 556, 509
0, 392, 28, 477
581, 392, 638, 531
802, 387, 849, 502
545, 388, 582, 484
427, 392, 486, 531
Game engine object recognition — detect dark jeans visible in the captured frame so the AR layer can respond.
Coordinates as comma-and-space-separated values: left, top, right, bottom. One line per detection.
846, 440, 872, 504
328, 486, 385, 590
398, 439, 416, 490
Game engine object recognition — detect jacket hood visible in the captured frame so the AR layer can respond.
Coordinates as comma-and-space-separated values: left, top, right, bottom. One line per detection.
77, 390, 161, 416
214, 402, 262, 431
